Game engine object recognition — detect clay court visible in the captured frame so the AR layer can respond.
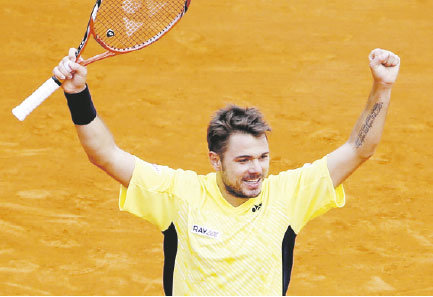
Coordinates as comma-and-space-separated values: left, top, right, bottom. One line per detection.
1, 0, 433, 295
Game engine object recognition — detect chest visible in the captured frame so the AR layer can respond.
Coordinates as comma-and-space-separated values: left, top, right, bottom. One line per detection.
174, 198, 289, 261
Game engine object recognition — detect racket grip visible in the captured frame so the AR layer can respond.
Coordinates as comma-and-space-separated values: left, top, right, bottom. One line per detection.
12, 76, 62, 121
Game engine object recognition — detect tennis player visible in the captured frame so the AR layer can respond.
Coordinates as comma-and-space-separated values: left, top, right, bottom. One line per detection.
54, 47, 400, 295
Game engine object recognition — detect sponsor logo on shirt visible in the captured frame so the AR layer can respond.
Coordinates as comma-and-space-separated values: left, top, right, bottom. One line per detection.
144, 161, 165, 174
191, 225, 220, 239
252, 203, 262, 213
151, 163, 163, 174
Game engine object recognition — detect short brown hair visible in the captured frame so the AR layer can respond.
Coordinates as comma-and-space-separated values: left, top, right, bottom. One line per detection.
207, 105, 271, 155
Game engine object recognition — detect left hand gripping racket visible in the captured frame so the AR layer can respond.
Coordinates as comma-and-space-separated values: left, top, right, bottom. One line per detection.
12, 0, 191, 121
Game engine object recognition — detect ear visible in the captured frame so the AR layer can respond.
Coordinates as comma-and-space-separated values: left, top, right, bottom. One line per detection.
208, 151, 222, 171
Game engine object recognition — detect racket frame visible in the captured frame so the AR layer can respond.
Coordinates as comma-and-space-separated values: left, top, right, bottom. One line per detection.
78, 0, 191, 66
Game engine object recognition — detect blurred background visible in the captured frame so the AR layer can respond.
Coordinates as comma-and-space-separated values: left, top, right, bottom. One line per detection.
0, 0, 432, 294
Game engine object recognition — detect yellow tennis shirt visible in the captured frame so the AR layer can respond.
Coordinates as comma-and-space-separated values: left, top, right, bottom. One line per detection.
119, 155, 345, 295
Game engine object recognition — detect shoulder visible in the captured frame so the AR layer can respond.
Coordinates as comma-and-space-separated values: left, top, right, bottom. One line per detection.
270, 156, 328, 179
131, 156, 202, 190
265, 156, 330, 193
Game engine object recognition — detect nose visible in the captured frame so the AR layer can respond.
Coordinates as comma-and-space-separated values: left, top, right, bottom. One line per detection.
248, 159, 262, 174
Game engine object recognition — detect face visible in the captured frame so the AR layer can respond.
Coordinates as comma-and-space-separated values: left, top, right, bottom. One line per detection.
214, 132, 270, 199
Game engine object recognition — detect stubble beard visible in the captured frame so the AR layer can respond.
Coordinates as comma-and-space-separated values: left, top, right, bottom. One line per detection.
221, 171, 261, 199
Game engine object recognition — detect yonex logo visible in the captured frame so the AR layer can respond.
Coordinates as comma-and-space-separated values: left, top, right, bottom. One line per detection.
252, 203, 262, 213
191, 225, 219, 239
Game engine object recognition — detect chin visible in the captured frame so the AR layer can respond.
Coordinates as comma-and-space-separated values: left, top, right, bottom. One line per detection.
226, 186, 260, 199
242, 189, 262, 198
224, 180, 263, 199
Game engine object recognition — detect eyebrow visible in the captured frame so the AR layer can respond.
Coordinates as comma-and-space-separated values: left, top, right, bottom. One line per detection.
234, 152, 269, 159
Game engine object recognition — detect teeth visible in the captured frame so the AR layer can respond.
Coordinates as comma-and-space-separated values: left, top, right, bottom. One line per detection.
245, 179, 259, 182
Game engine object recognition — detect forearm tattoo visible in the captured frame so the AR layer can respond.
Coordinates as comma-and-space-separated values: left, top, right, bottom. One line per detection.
355, 102, 384, 148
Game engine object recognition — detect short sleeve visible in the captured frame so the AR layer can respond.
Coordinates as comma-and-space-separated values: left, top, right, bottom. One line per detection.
271, 155, 345, 234
119, 156, 199, 231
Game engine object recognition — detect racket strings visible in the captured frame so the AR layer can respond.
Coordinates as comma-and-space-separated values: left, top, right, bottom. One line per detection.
93, 0, 186, 52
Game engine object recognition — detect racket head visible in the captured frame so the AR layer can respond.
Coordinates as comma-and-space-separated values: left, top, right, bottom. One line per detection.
90, 0, 191, 54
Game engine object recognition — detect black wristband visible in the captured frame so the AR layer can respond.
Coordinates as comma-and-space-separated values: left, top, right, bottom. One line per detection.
64, 85, 97, 125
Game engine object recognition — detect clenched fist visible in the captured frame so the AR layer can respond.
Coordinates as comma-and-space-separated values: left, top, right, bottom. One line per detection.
369, 48, 400, 86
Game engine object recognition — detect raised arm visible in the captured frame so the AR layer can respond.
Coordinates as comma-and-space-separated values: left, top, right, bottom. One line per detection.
327, 48, 400, 187
53, 49, 135, 187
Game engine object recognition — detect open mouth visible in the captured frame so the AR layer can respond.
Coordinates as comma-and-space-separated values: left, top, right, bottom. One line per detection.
243, 178, 262, 188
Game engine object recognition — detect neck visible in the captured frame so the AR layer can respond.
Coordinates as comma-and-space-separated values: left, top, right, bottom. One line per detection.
216, 172, 250, 207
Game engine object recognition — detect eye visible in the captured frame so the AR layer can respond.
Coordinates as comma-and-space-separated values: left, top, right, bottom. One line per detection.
238, 159, 248, 163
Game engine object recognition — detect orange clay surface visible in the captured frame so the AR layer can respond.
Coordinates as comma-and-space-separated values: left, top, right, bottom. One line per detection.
1, 0, 433, 295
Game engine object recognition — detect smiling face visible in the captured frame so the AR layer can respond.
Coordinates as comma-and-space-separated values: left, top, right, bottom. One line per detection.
210, 132, 270, 201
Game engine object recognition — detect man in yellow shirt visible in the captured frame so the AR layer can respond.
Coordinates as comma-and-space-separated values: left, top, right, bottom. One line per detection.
54, 48, 399, 295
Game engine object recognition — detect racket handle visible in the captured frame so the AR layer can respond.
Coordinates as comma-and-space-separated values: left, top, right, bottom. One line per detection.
12, 76, 62, 121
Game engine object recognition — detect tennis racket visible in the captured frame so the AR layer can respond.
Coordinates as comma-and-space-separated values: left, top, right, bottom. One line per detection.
12, 0, 191, 121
